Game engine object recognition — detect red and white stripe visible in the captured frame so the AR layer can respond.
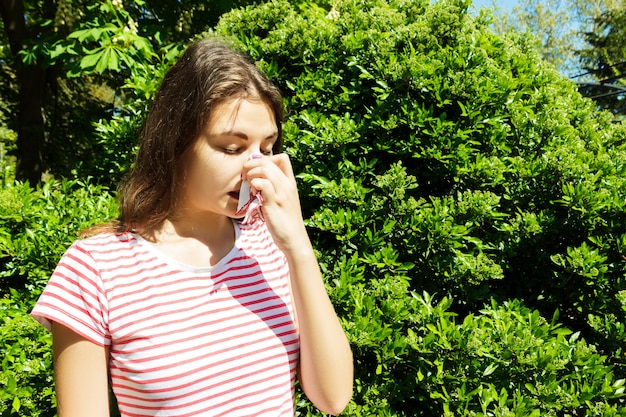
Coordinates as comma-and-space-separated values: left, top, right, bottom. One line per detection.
32, 220, 300, 416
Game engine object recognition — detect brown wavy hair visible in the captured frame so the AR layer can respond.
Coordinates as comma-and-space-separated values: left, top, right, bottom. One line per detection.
89, 37, 284, 236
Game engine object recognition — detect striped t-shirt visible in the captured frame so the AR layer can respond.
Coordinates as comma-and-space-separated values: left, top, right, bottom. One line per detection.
32, 219, 300, 416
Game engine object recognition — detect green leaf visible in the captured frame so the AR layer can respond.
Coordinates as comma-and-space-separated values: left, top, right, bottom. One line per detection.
80, 50, 104, 70
12, 396, 20, 412
483, 363, 499, 377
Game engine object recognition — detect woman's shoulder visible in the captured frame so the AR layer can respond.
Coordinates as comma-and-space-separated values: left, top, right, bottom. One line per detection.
59, 232, 154, 276
68, 231, 141, 257
77, 231, 137, 245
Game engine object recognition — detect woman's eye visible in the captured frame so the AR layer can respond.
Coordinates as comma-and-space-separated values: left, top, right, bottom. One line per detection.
221, 146, 272, 155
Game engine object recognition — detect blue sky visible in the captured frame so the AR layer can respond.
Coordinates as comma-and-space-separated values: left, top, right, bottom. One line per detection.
471, 0, 518, 13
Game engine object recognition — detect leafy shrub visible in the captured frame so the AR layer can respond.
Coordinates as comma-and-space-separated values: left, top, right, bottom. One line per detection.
0, 179, 117, 416
339, 291, 624, 416
215, 0, 626, 414
0, 179, 118, 302
0, 294, 54, 417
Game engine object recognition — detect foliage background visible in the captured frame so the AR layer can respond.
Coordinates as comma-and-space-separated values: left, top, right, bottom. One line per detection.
1, 0, 626, 415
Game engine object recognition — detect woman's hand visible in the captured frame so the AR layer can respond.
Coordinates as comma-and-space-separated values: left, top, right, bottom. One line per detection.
243, 153, 308, 252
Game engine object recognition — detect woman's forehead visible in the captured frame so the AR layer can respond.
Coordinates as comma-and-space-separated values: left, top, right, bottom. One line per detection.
207, 98, 277, 134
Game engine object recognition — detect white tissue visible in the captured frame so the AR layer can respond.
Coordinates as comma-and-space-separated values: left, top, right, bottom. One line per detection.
237, 180, 252, 213
235, 152, 265, 223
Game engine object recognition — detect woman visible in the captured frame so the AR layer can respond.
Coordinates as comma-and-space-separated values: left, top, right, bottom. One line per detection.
32, 37, 353, 417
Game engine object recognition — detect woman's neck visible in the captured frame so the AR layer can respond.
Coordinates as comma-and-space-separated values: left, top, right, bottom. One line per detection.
145, 214, 236, 268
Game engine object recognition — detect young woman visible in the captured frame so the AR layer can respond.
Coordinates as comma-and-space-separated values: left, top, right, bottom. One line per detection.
32, 37, 353, 417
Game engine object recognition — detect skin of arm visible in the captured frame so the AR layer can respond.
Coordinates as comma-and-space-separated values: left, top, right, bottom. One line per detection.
51, 321, 110, 417
287, 236, 355, 415
246, 154, 354, 415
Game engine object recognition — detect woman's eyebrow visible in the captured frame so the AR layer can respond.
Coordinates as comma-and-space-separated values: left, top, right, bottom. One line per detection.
215, 130, 278, 141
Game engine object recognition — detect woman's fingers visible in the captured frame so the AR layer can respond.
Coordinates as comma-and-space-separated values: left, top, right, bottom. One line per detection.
245, 154, 297, 205
270, 153, 296, 182
243, 154, 306, 249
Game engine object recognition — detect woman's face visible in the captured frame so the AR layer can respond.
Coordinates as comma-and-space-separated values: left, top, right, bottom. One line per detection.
179, 98, 278, 218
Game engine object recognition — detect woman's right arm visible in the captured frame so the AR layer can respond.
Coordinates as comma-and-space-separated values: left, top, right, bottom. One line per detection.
51, 321, 110, 417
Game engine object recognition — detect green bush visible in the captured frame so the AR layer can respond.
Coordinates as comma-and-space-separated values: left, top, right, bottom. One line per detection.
215, 0, 626, 414
340, 291, 624, 416
0, 179, 118, 302
0, 294, 54, 417
0, 179, 117, 415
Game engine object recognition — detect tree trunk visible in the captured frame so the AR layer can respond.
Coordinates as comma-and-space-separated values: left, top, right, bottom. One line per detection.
0, 0, 46, 185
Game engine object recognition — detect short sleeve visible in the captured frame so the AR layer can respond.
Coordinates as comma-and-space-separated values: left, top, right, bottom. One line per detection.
31, 242, 111, 347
